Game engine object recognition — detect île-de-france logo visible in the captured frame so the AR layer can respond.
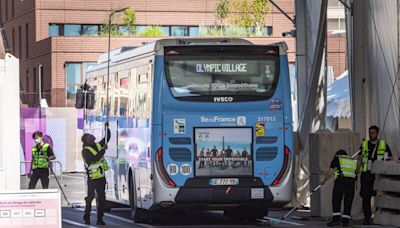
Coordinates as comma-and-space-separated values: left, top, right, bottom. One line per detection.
236, 116, 246, 126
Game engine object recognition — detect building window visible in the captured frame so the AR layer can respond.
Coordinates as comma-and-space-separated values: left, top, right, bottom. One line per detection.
189, 27, 199, 37
65, 62, 97, 106
18, 26, 21, 58
161, 26, 170, 36
82, 25, 99, 36
64, 24, 81, 36
5, 0, 8, 20
136, 25, 149, 34
11, 0, 14, 18
49, 24, 60, 36
171, 26, 188, 36
25, 23, 29, 58
11, 28, 15, 54
263, 26, 273, 36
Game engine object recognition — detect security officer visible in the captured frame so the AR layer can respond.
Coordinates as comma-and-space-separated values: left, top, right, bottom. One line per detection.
81, 123, 111, 226
358, 125, 392, 225
28, 131, 56, 189
322, 149, 357, 227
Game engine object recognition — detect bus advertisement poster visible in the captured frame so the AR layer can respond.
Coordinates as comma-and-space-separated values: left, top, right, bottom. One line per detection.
194, 128, 252, 176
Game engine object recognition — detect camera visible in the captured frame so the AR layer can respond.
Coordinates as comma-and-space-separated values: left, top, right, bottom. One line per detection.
282, 30, 296, 37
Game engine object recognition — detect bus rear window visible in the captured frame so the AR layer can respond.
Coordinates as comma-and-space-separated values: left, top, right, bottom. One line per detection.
165, 46, 280, 102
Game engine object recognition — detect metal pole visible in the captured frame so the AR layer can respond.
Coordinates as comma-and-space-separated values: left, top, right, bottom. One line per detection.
38, 64, 43, 106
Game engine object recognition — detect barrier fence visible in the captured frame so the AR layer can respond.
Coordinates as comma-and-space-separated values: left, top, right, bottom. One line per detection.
20, 160, 63, 188
372, 160, 400, 227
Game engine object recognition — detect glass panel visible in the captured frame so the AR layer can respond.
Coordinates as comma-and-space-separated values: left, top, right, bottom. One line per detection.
64, 24, 81, 36
66, 63, 82, 84
161, 26, 170, 36
136, 25, 149, 34
66, 86, 78, 100
48, 24, 59, 37
263, 26, 273, 36
119, 25, 130, 35
83, 62, 97, 80
82, 25, 99, 36
171, 26, 188, 36
189, 27, 199, 37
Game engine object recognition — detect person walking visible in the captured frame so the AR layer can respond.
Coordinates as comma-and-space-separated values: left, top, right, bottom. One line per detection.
322, 149, 357, 227
358, 125, 392, 225
28, 131, 56, 189
81, 123, 111, 225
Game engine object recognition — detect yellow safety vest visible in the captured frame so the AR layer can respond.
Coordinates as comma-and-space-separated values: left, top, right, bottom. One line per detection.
84, 143, 109, 180
361, 140, 386, 172
32, 144, 50, 169
334, 155, 357, 179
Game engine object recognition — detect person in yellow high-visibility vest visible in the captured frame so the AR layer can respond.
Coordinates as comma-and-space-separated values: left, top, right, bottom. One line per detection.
28, 131, 56, 189
81, 123, 111, 226
358, 125, 392, 225
322, 149, 357, 227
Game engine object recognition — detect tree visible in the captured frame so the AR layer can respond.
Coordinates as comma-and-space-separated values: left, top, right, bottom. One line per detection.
229, 0, 270, 36
123, 7, 137, 35
252, 0, 270, 36
139, 26, 164, 37
215, 0, 230, 34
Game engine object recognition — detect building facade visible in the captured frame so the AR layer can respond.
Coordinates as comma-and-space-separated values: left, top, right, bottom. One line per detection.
0, 0, 347, 107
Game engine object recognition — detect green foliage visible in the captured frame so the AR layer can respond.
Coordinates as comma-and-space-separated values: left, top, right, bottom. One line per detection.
228, 0, 270, 36
100, 23, 121, 37
215, 0, 230, 22
199, 24, 255, 37
123, 7, 137, 35
139, 26, 164, 37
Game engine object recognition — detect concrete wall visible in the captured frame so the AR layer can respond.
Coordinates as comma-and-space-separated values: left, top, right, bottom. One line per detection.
309, 129, 363, 219
0, 54, 20, 191
372, 161, 400, 227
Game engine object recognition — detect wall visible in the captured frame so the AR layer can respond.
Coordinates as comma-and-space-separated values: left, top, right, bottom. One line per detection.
0, 54, 20, 191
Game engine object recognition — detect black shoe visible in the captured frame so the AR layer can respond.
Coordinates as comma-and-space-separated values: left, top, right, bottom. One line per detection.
83, 219, 90, 225
363, 219, 371, 225
96, 219, 106, 225
327, 216, 341, 227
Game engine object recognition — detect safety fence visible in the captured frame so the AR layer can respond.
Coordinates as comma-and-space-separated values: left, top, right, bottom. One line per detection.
372, 160, 400, 227
20, 160, 63, 189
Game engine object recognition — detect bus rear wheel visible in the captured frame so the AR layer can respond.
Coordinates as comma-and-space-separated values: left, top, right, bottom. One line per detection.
129, 174, 149, 223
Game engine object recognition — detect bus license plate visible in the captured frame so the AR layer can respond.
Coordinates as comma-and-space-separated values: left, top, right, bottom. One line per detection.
209, 178, 239, 186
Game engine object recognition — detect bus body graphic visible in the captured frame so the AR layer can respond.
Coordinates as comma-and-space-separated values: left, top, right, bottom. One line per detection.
84, 38, 293, 217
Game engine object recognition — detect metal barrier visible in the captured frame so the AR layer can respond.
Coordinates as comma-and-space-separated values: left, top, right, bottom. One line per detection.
372, 160, 400, 227
20, 160, 63, 188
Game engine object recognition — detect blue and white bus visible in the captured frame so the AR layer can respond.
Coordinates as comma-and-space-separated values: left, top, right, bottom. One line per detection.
84, 38, 293, 222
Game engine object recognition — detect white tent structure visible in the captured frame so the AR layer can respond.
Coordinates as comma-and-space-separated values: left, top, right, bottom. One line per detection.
327, 70, 350, 118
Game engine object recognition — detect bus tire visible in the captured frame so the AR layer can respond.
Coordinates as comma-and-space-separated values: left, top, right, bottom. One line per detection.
129, 173, 148, 223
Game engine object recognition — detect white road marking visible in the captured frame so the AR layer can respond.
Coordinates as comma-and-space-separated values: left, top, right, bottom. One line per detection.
62, 218, 97, 228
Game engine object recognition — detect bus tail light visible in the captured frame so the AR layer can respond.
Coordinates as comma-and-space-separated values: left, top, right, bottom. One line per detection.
272, 146, 291, 186
155, 147, 176, 187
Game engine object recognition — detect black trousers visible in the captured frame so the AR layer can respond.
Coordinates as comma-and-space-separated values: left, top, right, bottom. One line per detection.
84, 178, 106, 220
360, 172, 376, 220
332, 177, 355, 220
28, 168, 49, 189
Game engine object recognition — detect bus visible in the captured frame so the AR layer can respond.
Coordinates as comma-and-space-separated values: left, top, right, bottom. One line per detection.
83, 38, 293, 222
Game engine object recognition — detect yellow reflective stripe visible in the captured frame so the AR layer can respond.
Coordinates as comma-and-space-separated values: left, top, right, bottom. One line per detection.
95, 143, 101, 151
85, 146, 98, 156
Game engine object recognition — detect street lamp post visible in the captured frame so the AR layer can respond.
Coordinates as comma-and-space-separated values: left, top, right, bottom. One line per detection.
106, 7, 128, 124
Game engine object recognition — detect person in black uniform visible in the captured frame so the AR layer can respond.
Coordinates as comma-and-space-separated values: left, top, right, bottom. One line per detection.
322, 149, 357, 227
81, 123, 111, 225
358, 125, 392, 225
28, 131, 56, 189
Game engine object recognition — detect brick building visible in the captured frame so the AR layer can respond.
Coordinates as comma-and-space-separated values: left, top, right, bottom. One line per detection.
0, 0, 343, 107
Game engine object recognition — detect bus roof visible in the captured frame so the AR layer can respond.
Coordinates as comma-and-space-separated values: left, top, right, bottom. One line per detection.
86, 38, 288, 76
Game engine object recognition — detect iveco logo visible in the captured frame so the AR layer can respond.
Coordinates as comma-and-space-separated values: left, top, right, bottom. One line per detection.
214, 97, 234, 102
